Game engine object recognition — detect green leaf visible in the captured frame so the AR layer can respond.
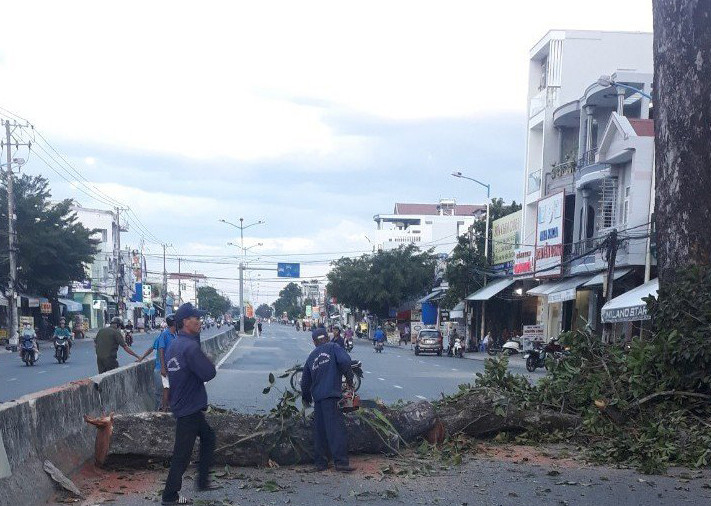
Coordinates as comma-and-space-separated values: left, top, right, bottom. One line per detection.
268, 373, 275, 385
262, 387, 271, 395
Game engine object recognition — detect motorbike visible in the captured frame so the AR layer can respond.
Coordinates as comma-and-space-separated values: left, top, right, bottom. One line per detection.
345, 337, 354, 352
54, 335, 69, 363
290, 360, 363, 394
525, 340, 567, 372
20, 335, 37, 366
374, 340, 384, 353
502, 337, 523, 355
453, 338, 464, 358
124, 329, 134, 347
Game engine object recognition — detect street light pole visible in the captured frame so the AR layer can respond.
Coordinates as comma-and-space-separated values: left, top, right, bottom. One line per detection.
221, 218, 264, 334
452, 171, 492, 341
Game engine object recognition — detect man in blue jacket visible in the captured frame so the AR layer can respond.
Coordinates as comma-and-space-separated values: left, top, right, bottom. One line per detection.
162, 303, 218, 505
300, 330, 356, 473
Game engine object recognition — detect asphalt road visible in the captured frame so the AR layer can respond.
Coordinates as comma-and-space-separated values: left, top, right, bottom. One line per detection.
208, 322, 544, 413
0, 325, 224, 403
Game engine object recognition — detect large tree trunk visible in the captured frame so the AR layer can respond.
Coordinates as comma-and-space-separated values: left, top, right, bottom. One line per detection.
653, 0, 711, 284
85, 388, 580, 467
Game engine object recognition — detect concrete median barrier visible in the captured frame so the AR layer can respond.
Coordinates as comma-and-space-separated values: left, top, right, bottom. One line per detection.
0, 328, 239, 505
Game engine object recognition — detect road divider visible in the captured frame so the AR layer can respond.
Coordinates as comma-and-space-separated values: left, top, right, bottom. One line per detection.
0, 327, 239, 506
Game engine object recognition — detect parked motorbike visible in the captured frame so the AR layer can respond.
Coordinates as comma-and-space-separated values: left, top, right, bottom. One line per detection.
290, 360, 363, 394
374, 340, 384, 353
502, 337, 523, 355
54, 335, 69, 363
524, 339, 566, 372
20, 335, 37, 366
345, 337, 354, 352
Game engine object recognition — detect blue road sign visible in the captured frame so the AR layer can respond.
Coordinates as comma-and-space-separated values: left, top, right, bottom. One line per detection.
277, 262, 301, 278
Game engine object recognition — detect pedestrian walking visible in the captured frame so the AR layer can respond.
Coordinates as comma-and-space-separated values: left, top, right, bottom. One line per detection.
138, 314, 177, 411
95, 317, 142, 374
162, 303, 218, 506
300, 329, 356, 473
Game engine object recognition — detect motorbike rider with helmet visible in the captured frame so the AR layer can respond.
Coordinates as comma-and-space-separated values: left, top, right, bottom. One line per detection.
20, 321, 39, 362
331, 325, 345, 348
53, 317, 73, 355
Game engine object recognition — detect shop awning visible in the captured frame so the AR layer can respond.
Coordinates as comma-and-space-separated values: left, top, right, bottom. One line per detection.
582, 268, 633, 287
601, 278, 658, 323
466, 278, 515, 301
58, 298, 83, 312
527, 276, 594, 302
547, 276, 595, 303
418, 289, 445, 303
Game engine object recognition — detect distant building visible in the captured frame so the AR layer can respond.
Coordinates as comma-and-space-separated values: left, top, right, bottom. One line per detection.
167, 273, 207, 309
372, 199, 485, 256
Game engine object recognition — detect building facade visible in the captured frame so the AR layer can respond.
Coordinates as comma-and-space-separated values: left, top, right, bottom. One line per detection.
373, 200, 485, 256
515, 30, 655, 340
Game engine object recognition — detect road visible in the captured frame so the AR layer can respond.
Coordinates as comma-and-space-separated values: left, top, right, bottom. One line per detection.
208, 322, 543, 413
0, 325, 224, 403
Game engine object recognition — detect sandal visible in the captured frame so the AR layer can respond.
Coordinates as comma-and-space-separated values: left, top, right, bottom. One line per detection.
162, 495, 193, 505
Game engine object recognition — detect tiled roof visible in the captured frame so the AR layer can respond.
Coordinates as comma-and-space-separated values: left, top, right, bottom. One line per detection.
629, 119, 654, 137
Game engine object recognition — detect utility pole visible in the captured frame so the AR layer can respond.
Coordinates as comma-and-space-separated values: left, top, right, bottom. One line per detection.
2, 121, 30, 351
604, 229, 619, 305
162, 243, 171, 316
114, 206, 128, 322
177, 257, 182, 305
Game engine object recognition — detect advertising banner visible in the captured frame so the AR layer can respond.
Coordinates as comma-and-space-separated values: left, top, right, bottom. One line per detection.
535, 191, 565, 277
492, 210, 522, 266
513, 245, 535, 276
305, 305, 312, 317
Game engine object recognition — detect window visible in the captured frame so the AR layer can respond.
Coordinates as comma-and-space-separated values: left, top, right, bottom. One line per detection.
623, 186, 631, 225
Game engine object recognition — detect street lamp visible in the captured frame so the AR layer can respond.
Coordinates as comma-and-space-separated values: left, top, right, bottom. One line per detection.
451, 171, 491, 264
597, 75, 652, 100
220, 218, 265, 334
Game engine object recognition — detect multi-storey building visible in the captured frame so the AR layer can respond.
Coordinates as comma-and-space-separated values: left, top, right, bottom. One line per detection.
514, 30, 655, 339
373, 199, 485, 256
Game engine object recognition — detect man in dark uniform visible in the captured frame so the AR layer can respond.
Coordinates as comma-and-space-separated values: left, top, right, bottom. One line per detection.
331, 326, 345, 348
300, 329, 356, 472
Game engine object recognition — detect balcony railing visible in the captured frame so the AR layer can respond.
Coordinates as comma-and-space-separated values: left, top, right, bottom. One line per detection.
577, 148, 598, 169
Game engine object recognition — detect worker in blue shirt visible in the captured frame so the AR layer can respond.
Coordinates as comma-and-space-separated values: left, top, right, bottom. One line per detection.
162, 303, 218, 505
138, 314, 177, 411
300, 330, 356, 473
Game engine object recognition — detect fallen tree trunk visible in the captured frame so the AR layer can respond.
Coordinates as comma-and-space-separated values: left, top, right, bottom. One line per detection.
85, 388, 580, 467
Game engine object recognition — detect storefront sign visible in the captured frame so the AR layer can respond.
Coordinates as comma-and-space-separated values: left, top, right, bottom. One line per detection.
40, 302, 52, 314
548, 288, 577, 303
522, 324, 545, 340
535, 191, 565, 278
492, 210, 522, 266
142, 284, 152, 304
513, 246, 534, 276
246, 304, 254, 318
602, 304, 650, 323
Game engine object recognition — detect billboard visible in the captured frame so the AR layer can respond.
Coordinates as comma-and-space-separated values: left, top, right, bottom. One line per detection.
535, 191, 565, 277
492, 210, 522, 266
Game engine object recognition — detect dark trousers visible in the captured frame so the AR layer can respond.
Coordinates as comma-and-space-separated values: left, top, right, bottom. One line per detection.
313, 397, 349, 468
162, 411, 216, 502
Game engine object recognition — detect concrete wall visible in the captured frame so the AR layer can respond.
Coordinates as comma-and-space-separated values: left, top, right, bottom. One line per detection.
0, 328, 238, 506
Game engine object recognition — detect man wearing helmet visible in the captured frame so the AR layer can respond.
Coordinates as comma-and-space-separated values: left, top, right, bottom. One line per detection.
53, 317, 73, 354
95, 316, 142, 374
138, 314, 178, 410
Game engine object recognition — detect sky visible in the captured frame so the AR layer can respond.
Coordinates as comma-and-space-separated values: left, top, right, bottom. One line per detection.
0, 0, 653, 306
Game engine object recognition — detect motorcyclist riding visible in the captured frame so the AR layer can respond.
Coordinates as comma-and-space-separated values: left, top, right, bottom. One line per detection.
331, 326, 345, 348
20, 321, 39, 362
53, 317, 73, 355
373, 326, 386, 346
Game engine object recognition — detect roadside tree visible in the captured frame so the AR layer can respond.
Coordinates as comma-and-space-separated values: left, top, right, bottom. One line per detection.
0, 174, 99, 302
197, 285, 231, 316
255, 303, 272, 319
327, 244, 436, 317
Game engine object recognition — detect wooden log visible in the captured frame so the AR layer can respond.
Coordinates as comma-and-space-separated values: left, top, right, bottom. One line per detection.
85, 389, 580, 467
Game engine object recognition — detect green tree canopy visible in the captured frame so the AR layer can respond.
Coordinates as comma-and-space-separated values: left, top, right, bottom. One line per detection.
197, 285, 232, 316
273, 282, 302, 320
255, 303, 272, 319
327, 244, 437, 317
441, 198, 522, 309
0, 174, 100, 299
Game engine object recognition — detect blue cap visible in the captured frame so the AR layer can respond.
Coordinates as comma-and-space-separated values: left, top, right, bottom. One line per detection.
174, 303, 206, 324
